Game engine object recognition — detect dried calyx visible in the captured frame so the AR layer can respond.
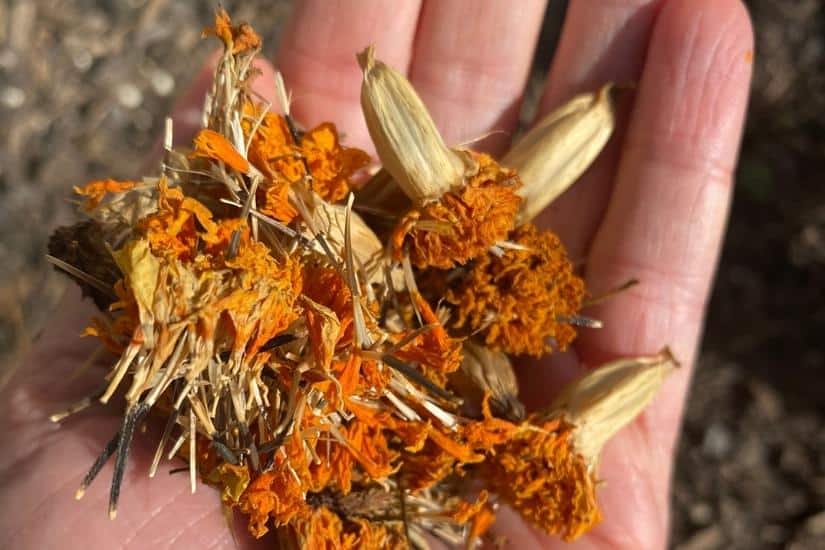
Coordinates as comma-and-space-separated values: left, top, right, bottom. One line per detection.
360, 47, 522, 270
505, 84, 617, 226
358, 46, 465, 203
46, 9, 673, 550
550, 348, 679, 467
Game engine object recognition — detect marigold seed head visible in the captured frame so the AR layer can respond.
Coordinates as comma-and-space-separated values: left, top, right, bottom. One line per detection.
445, 223, 585, 356
451, 341, 525, 421
548, 348, 679, 468
392, 153, 521, 269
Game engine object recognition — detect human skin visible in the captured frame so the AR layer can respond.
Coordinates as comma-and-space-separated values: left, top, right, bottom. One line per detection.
0, 1, 753, 548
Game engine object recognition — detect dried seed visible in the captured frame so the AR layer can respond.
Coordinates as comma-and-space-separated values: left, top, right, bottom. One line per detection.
451, 341, 525, 422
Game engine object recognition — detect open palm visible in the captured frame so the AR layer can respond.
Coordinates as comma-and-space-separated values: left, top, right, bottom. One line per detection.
0, 1, 753, 548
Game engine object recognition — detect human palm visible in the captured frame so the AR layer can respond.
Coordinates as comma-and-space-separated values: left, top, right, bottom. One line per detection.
0, 1, 753, 548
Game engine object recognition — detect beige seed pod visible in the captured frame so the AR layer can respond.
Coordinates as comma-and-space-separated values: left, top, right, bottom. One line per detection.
504, 83, 617, 226
450, 341, 525, 422
548, 348, 678, 469
357, 46, 465, 204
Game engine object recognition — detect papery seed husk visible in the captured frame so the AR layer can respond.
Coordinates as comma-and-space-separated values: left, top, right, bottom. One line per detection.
358, 46, 465, 204
504, 83, 616, 226
308, 199, 387, 284
451, 341, 525, 421
549, 348, 678, 468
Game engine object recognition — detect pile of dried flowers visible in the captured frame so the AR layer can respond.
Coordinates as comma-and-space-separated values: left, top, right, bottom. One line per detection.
47, 11, 677, 549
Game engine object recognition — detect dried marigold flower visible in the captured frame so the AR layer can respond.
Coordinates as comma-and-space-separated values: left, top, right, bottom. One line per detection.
303, 266, 355, 347
301, 123, 371, 202
392, 153, 522, 269
394, 292, 463, 386
482, 417, 600, 541
238, 468, 312, 537
203, 8, 261, 54
245, 105, 370, 204
446, 223, 585, 356
297, 507, 407, 550
73, 179, 136, 211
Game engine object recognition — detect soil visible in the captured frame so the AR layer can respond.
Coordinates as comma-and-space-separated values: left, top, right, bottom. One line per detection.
0, 1, 822, 548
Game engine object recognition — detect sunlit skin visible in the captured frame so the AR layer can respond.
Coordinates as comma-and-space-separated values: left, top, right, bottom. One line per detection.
0, 0, 753, 548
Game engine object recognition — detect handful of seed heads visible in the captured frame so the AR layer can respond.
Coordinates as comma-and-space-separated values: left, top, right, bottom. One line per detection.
47, 11, 678, 549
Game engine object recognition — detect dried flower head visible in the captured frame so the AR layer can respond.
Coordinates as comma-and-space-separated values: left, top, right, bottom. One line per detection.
45, 9, 676, 549
446, 223, 586, 356
482, 418, 600, 541
391, 153, 522, 269
504, 84, 617, 226
358, 46, 464, 203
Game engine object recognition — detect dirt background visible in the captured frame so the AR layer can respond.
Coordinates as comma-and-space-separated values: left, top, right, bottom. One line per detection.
0, 1, 822, 548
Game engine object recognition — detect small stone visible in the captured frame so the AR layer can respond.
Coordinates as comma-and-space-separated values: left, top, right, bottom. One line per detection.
703, 423, 732, 459
0, 86, 25, 109
72, 49, 93, 72
150, 69, 175, 97
690, 502, 714, 525
116, 83, 143, 109
805, 510, 825, 536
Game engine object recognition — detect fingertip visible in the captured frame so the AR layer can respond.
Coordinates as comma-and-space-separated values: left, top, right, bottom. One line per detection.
659, 0, 754, 56
638, 0, 754, 160
656, 0, 754, 74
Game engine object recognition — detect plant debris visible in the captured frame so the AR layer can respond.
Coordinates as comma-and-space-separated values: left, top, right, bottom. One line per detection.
46, 10, 676, 549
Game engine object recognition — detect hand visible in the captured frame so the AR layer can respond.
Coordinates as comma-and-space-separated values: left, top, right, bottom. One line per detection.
0, 1, 753, 549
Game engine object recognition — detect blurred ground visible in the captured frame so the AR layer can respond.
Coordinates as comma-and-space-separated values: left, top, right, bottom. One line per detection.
0, 1, 823, 548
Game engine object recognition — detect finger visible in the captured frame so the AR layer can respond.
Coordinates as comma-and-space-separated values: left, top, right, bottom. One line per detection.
577, 1, 753, 547
408, 0, 547, 155
516, 0, 663, 413
276, 0, 422, 151
534, 0, 663, 260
